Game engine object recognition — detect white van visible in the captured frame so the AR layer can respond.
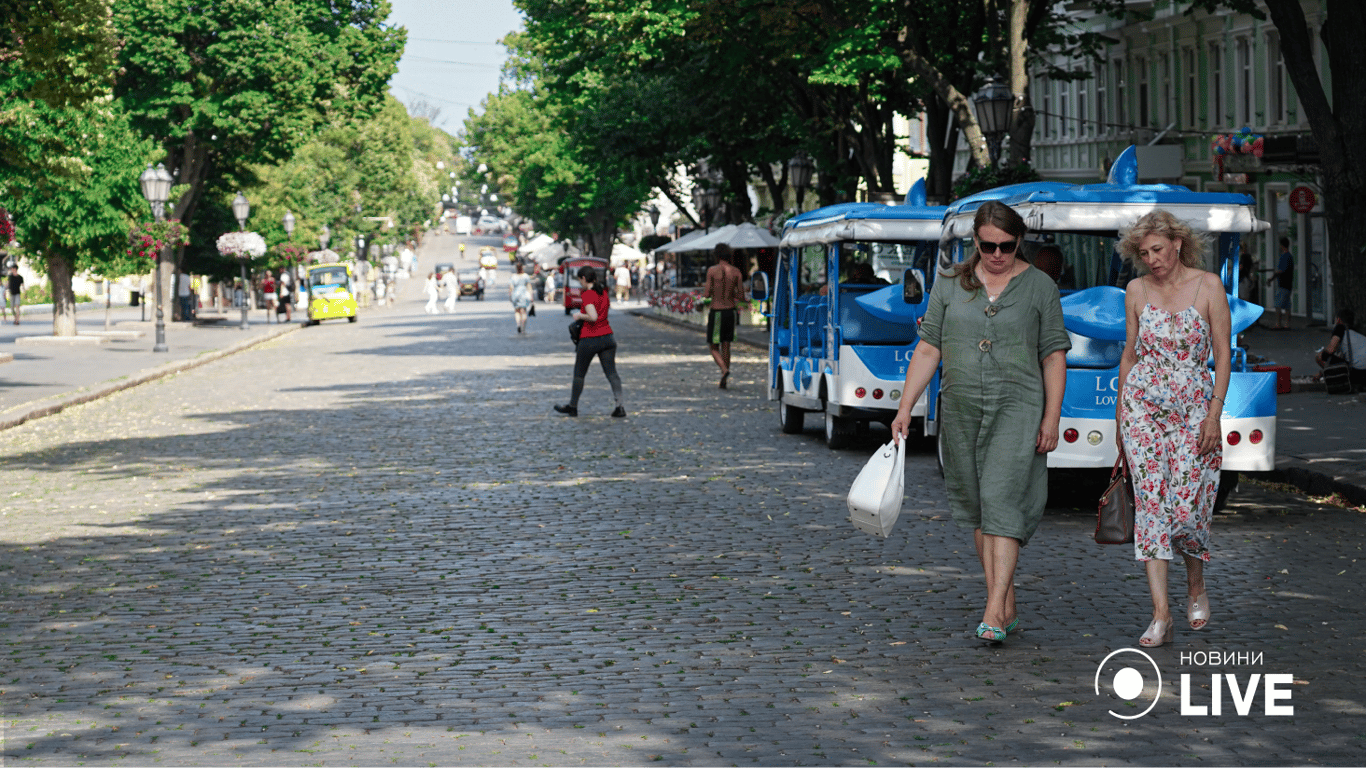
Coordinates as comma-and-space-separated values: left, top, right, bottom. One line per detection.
454, 216, 472, 235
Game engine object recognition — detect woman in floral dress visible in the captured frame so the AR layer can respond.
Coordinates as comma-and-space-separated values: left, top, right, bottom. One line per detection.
1116, 210, 1232, 648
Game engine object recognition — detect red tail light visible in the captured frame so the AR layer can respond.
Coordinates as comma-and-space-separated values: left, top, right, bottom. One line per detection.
1226, 431, 1242, 446
854, 387, 866, 398
1249, 430, 1263, 444
872, 389, 884, 399
1063, 429, 1079, 443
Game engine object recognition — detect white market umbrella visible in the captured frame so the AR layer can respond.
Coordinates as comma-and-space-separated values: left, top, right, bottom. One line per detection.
654, 227, 712, 254
517, 233, 554, 255
610, 242, 648, 266
675, 224, 740, 253
721, 222, 779, 249
308, 248, 340, 263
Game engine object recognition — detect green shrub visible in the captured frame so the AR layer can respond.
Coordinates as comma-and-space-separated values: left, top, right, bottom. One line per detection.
19, 282, 93, 305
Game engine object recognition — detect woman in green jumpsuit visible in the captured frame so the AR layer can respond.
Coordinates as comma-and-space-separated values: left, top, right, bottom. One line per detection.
891, 200, 1070, 643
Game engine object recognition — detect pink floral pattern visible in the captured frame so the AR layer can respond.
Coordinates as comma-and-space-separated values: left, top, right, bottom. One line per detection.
1120, 304, 1221, 562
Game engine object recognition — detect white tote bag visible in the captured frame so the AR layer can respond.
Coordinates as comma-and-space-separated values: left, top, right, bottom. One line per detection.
847, 439, 906, 537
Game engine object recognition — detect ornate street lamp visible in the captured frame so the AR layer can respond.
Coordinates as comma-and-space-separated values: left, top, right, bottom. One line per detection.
973, 78, 1014, 166
231, 192, 250, 329
319, 224, 330, 250
648, 204, 660, 233
700, 186, 722, 227
139, 163, 174, 352
788, 155, 814, 213
282, 210, 295, 239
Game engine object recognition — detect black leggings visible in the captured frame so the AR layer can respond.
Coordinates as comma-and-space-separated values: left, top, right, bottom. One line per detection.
570, 333, 624, 408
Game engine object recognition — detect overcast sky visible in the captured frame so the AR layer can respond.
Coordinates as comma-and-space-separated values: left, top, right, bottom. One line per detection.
386, 0, 524, 131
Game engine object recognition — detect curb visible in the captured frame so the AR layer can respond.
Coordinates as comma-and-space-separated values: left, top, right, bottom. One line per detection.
0, 323, 301, 433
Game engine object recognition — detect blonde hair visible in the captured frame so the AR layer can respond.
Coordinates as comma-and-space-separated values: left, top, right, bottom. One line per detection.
1119, 209, 1209, 275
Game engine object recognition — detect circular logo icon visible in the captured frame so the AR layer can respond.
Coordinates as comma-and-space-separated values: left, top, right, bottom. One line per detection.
1094, 648, 1163, 720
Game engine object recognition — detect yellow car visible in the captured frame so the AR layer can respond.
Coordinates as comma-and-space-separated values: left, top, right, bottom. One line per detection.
306, 263, 359, 325
478, 247, 498, 270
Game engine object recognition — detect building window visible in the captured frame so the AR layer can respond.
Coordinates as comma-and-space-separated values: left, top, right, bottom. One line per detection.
1136, 56, 1149, 127
1209, 42, 1224, 129
1160, 53, 1173, 128
1236, 37, 1253, 126
1184, 48, 1198, 129
1267, 32, 1286, 124
1078, 70, 1090, 136
1115, 58, 1127, 129
1059, 76, 1071, 137
1038, 76, 1053, 140
1096, 62, 1108, 134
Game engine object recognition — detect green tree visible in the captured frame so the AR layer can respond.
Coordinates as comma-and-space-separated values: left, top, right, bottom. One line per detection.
1185, 0, 1366, 317
112, 0, 404, 312
0, 84, 157, 334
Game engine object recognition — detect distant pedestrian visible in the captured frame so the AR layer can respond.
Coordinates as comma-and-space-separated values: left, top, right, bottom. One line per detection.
1266, 236, 1294, 330
443, 270, 458, 313
532, 265, 546, 302
702, 244, 744, 389
262, 273, 277, 322
177, 271, 195, 321
614, 263, 631, 303
277, 270, 294, 322
554, 265, 626, 418
509, 262, 532, 333
424, 272, 440, 314
1314, 308, 1366, 390
5, 265, 23, 324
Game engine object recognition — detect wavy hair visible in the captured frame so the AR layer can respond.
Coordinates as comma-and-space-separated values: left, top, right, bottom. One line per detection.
952, 200, 1028, 293
1118, 209, 1209, 275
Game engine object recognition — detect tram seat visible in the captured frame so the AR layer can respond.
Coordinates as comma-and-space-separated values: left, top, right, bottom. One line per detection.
1065, 331, 1123, 369
796, 295, 826, 357
839, 286, 917, 345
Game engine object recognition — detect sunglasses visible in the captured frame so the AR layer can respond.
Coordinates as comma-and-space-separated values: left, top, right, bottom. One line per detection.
977, 238, 1019, 255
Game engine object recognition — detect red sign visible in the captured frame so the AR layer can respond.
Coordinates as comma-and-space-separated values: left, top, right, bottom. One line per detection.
1289, 186, 1317, 214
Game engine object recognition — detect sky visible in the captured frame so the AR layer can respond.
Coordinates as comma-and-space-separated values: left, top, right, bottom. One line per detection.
385, 0, 525, 131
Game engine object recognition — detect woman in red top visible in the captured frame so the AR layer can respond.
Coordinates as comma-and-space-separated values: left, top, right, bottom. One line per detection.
555, 265, 626, 417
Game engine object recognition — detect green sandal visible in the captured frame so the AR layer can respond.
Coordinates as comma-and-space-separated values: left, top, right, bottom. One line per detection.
1004, 617, 1020, 635
975, 622, 1006, 643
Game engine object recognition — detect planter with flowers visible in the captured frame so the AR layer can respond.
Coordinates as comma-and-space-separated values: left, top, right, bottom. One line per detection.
646, 288, 761, 327
127, 220, 190, 264
216, 231, 267, 260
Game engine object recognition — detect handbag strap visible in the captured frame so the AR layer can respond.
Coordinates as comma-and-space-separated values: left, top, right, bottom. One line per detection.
1111, 454, 1128, 480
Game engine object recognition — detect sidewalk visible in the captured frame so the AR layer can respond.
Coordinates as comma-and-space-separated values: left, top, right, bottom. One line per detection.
0, 304, 300, 431
637, 307, 1366, 506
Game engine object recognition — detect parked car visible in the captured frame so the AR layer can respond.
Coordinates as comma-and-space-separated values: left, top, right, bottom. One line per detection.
434, 262, 455, 276
456, 271, 485, 300
453, 216, 472, 235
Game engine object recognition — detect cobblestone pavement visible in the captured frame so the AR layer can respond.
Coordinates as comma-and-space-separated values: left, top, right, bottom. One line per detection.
2, 251, 1364, 766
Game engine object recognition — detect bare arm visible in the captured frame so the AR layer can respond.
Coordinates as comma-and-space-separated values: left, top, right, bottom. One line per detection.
578, 297, 599, 323
1199, 272, 1232, 456
1037, 349, 1067, 453
889, 341, 943, 444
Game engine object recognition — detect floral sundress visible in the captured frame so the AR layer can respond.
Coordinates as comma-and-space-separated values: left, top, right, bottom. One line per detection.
1119, 303, 1221, 562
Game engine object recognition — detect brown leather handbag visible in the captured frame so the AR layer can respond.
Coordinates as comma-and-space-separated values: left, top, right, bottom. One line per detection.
1095, 456, 1135, 545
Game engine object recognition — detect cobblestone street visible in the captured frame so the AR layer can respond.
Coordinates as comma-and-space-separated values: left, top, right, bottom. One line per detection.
2, 271, 1363, 766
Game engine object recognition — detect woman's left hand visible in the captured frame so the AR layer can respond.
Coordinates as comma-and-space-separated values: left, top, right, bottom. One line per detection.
1197, 414, 1222, 455
1036, 419, 1059, 454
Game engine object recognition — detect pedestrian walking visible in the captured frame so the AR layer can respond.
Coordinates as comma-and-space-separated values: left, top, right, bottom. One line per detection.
1313, 308, 1366, 389
890, 200, 1070, 644
442, 270, 458, 313
1116, 209, 1231, 648
5, 265, 23, 324
509, 262, 532, 333
177, 271, 195, 321
614, 263, 631, 303
702, 244, 744, 389
276, 269, 294, 322
554, 265, 626, 418
1266, 236, 1294, 329
262, 273, 277, 322
424, 272, 440, 314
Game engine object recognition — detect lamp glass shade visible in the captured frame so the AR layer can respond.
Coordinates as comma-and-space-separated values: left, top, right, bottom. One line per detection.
140, 163, 173, 206
319, 225, 330, 249
648, 204, 660, 226
701, 187, 722, 211
231, 192, 250, 226
787, 156, 814, 191
973, 79, 1014, 136
282, 210, 295, 235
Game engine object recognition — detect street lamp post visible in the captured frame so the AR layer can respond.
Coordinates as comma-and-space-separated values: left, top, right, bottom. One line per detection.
700, 186, 722, 228
648, 204, 660, 235
788, 155, 814, 213
139, 163, 174, 352
972, 78, 1014, 167
232, 192, 251, 330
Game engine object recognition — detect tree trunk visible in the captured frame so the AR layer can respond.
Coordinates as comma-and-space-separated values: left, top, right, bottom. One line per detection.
46, 254, 77, 337
1006, 0, 1035, 165
1262, 0, 1366, 318
583, 210, 616, 260
923, 96, 959, 204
